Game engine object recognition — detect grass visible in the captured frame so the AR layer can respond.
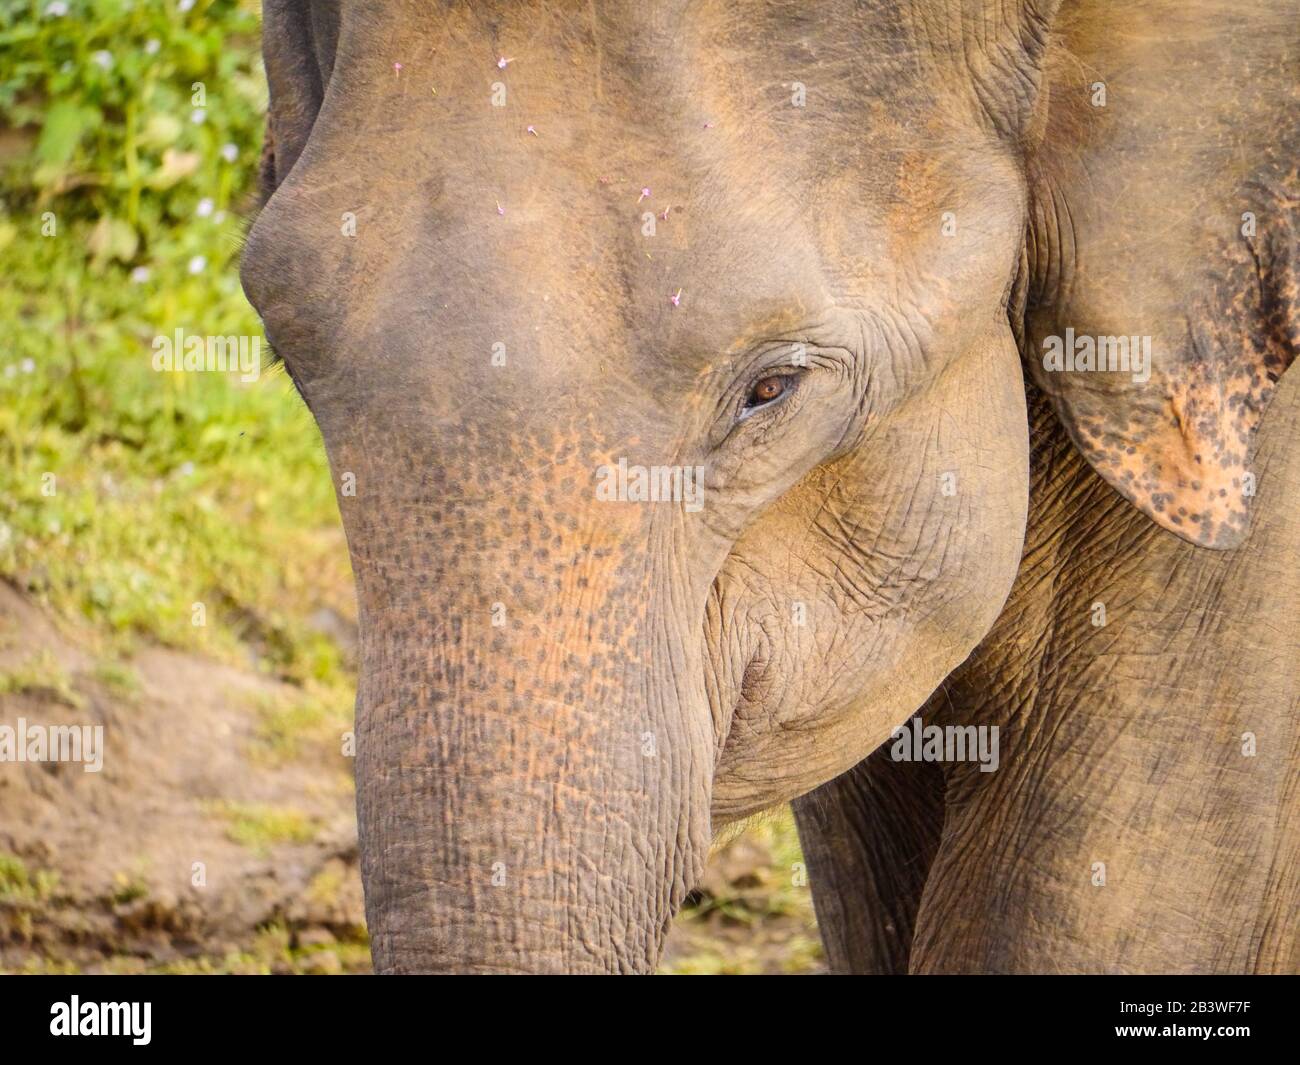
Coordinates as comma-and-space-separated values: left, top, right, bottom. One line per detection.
91, 656, 140, 700
249, 684, 353, 765
206, 799, 320, 855
134, 922, 372, 975
659, 933, 824, 976
108, 871, 149, 906
5, 923, 373, 976
0, 0, 353, 695
694, 810, 814, 922
661, 808, 822, 975
0, 853, 60, 904
0, 230, 354, 688
0, 649, 85, 708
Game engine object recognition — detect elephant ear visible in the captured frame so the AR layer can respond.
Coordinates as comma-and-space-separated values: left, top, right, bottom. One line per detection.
258, 0, 341, 198
1021, 0, 1299, 547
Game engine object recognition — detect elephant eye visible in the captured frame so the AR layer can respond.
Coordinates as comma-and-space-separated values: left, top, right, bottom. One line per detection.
741, 374, 793, 417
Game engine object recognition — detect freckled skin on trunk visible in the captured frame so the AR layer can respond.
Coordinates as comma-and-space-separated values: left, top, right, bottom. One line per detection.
334, 419, 716, 973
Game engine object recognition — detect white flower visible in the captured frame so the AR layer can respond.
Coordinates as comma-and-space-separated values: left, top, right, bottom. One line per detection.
213, 210, 226, 224
196, 197, 214, 218
91, 51, 114, 70
190, 108, 206, 124
187, 255, 207, 275
220, 143, 238, 163
44, 1, 69, 16
3, 365, 14, 379
130, 266, 151, 284
20, 358, 35, 374
179, 0, 195, 11
178, 461, 195, 477
145, 39, 160, 55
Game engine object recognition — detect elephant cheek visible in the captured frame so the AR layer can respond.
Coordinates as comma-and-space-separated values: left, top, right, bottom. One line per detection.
708, 328, 1029, 821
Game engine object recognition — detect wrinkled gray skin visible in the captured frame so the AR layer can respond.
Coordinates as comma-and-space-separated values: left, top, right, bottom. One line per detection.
243, 0, 1298, 972
795, 376, 1300, 973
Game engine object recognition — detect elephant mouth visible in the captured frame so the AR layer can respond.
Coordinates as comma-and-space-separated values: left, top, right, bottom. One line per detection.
711, 632, 778, 778
740, 648, 773, 706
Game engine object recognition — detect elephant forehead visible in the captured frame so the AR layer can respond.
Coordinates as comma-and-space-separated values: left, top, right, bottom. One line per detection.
266, 120, 991, 393
256, 1, 1025, 406
306, 0, 980, 275
269, 130, 843, 408
331, 0, 941, 116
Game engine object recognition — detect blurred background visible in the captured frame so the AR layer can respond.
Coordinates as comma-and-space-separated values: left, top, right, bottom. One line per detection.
0, 0, 820, 973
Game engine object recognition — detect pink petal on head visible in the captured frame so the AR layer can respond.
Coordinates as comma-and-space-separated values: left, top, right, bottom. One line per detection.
526, 125, 537, 136
669, 288, 682, 307
497, 56, 511, 69
638, 186, 651, 202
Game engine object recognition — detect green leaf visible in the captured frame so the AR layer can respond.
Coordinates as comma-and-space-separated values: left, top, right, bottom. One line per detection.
148, 147, 200, 189
87, 215, 138, 265
139, 112, 183, 150
35, 101, 98, 166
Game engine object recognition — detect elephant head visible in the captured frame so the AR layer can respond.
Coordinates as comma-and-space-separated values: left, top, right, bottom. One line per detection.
241, 0, 1297, 972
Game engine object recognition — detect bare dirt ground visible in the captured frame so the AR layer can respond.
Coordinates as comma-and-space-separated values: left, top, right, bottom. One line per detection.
0, 583, 820, 974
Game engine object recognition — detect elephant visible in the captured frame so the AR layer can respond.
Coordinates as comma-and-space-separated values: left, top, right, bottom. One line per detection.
240, 0, 1298, 973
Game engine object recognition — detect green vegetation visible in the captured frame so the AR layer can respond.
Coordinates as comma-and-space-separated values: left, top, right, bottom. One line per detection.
0, 1, 352, 690
107, 869, 149, 906
140, 922, 372, 975
207, 799, 320, 854
0, 853, 60, 903
91, 655, 140, 699
0, 852, 63, 950
691, 812, 813, 923
663, 809, 821, 974
0, 649, 85, 707
250, 684, 354, 765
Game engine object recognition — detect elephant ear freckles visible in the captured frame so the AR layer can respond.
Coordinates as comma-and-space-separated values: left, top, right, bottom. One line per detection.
1035, 221, 1299, 548
1020, 0, 1299, 549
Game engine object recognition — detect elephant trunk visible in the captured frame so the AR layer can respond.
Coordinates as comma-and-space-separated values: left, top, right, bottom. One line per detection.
349, 532, 712, 973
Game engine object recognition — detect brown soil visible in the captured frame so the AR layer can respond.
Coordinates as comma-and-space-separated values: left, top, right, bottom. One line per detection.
0, 583, 818, 974
0, 582, 364, 973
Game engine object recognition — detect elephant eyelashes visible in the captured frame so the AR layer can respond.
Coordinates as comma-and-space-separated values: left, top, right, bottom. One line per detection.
740, 374, 794, 419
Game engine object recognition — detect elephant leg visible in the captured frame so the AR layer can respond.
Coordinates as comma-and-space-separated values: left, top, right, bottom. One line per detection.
791, 744, 945, 974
